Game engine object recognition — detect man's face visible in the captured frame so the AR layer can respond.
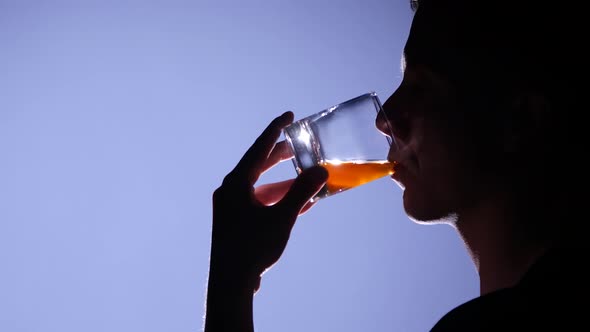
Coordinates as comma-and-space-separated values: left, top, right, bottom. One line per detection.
376, 9, 492, 224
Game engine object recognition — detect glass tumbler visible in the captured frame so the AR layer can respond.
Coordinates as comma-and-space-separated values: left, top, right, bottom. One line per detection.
283, 92, 395, 202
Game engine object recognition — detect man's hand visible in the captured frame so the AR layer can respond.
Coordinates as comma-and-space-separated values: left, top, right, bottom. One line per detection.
204, 111, 327, 332
211, 111, 327, 289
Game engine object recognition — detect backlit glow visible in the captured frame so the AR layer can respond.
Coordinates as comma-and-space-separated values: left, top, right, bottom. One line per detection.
298, 129, 311, 145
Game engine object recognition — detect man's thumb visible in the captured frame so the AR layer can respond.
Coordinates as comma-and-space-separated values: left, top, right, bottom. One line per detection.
280, 165, 328, 214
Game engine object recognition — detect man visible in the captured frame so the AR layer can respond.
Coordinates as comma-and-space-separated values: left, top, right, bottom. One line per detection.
204, 1, 581, 330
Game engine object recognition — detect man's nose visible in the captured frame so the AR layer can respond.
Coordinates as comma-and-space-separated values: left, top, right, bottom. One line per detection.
376, 110, 392, 138
377, 92, 410, 145
375, 106, 399, 151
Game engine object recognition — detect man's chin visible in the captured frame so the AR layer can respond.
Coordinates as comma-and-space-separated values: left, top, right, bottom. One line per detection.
403, 199, 457, 226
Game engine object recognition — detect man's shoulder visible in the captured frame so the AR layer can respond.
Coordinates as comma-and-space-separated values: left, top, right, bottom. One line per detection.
431, 246, 587, 331
430, 287, 529, 331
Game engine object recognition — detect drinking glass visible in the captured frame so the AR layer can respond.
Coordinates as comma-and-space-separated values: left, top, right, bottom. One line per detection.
283, 92, 395, 202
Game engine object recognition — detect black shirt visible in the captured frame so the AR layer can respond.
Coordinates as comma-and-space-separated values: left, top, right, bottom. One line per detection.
431, 246, 587, 331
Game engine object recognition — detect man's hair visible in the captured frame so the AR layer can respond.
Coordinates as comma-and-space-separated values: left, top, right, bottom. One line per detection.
408, 0, 574, 108
406, 0, 575, 157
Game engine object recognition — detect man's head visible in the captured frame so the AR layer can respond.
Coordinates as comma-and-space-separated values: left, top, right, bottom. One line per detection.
377, 0, 573, 234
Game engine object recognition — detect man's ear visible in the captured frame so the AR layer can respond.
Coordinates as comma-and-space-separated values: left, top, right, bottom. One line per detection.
502, 91, 551, 154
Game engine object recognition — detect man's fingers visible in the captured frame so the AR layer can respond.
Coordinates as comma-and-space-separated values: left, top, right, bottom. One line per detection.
279, 166, 328, 218
229, 111, 294, 186
254, 179, 295, 206
260, 141, 294, 175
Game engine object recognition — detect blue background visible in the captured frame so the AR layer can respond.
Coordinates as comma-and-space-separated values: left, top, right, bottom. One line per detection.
0, 1, 478, 331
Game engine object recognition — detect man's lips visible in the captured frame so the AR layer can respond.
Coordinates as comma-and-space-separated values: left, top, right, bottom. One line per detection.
389, 162, 407, 190
388, 150, 417, 188
388, 146, 418, 177
391, 162, 405, 179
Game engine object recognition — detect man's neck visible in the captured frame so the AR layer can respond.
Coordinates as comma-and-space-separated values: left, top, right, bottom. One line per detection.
454, 197, 553, 295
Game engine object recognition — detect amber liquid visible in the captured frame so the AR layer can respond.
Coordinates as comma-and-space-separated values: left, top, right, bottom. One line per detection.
320, 160, 395, 195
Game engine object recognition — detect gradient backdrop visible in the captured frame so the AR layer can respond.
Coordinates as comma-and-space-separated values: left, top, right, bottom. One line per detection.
0, 1, 478, 331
